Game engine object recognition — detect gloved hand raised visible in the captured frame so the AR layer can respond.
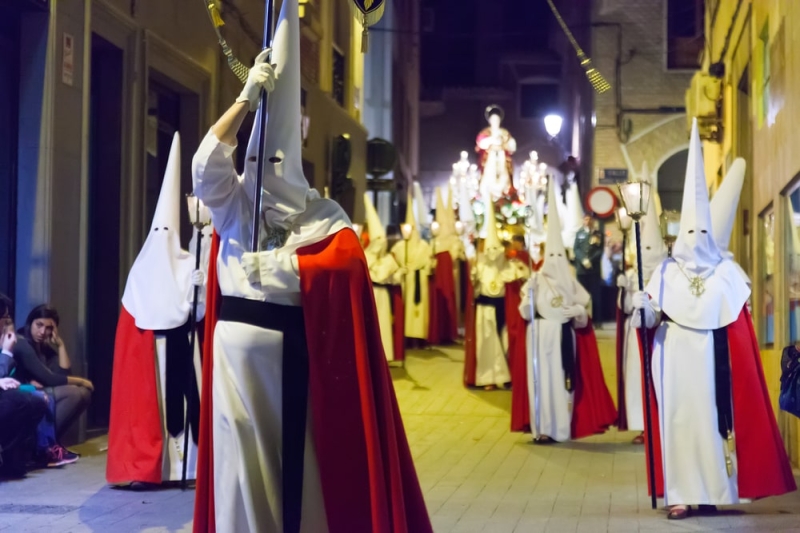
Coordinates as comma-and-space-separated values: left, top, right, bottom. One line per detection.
191, 269, 205, 287
631, 291, 649, 310
236, 49, 276, 112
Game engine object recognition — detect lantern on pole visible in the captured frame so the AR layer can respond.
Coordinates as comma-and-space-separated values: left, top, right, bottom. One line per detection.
617, 179, 658, 511
349, 0, 386, 53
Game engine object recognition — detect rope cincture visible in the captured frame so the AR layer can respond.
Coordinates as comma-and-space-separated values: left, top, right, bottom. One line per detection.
546, 0, 611, 94
202, 0, 249, 84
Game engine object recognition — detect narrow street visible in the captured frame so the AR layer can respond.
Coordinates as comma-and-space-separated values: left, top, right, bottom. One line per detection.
1, 332, 800, 532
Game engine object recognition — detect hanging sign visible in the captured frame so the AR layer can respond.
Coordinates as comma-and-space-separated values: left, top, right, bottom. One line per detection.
349, 0, 386, 53
586, 186, 618, 218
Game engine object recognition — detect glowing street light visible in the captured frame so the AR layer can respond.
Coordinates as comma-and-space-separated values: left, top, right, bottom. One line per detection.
544, 114, 563, 138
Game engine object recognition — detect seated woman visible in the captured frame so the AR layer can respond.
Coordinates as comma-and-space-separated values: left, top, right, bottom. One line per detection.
13, 305, 93, 442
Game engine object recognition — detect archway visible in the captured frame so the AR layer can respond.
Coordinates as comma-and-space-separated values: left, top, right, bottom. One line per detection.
656, 148, 688, 212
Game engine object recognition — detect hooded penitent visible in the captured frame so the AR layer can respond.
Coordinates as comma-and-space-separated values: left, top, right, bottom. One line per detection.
122, 133, 194, 330
640, 189, 668, 284
482, 199, 504, 262
646, 119, 749, 330
244, 0, 310, 230
710, 158, 750, 284
539, 181, 590, 323
414, 182, 431, 236
364, 191, 387, 258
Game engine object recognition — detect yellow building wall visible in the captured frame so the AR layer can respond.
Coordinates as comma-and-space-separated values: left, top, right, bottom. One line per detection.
704, 0, 800, 465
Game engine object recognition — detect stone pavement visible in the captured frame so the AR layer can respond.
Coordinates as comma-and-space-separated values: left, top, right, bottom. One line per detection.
1, 331, 800, 532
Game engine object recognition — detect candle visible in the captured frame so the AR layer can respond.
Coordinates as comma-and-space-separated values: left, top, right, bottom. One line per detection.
667, 221, 681, 237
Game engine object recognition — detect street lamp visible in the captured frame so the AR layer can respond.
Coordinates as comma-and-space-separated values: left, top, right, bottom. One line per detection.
544, 114, 563, 138
616, 179, 657, 511
182, 193, 212, 490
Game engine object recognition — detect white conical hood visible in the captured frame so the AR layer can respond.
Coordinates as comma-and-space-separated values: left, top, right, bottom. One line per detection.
537, 181, 589, 321
122, 132, 194, 330
562, 182, 584, 250
710, 158, 746, 252
646, 119, 750, 330
482, 199, 502, 255
364, 192, 386, 255
639, 187, 668, 283
671, 119, 720, 276
405, 190, 420, 242
446, 183, 458, 236
434, 187, 446, 228
245, 0, 309, 230
459, 186, 476, 236
413, 182, 430, 234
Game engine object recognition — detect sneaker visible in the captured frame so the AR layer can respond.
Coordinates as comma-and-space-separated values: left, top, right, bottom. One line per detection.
45, 445, 79, 467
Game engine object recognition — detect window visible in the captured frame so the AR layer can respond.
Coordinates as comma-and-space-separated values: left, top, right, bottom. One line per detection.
761, 208, 775, 347
788, 191, 800, 344
519, 83, 559, 119
666, 0, 705, 70
332, 48, 345, 106
332, 0, 348, 107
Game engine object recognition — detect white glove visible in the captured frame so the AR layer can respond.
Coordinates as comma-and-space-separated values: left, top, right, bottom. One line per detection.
241, 252, 260, 283
191, 269, 205, 287
617, 274, 628, 288
582, 258, 592, 269
631, 291, 648, 310
236, 49, 276, 111
562, 304, 584, 319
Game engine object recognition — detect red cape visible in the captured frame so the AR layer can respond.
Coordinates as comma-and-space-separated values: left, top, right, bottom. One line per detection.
615, 306, 628, 431
571, 321, 618, 439
106, 307, 162, 484
194, 232, 221, 532
389, 284, 406, 362
507, 279, 529, 431
193, 230, 432, 533
643, 308, 796, 499
428, 252, 458, 345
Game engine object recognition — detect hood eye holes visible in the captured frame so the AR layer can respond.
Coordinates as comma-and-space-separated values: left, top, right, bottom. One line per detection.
688, 230, 695, 234
549, 253, 554, 257
645, 246, 651, 250
154, 228, 159, 231
269, 156, 283, 164
248, 156, 257, 162
700, 229, 708, 234
163, 227, 168, 231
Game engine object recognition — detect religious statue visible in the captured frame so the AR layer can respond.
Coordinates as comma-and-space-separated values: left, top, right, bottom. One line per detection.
475, 105, 517, 201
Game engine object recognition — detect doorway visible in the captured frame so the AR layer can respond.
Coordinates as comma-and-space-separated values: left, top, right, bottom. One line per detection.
0, 13, 19, 301
87, 34, 124, 429
657, 148, 689, 212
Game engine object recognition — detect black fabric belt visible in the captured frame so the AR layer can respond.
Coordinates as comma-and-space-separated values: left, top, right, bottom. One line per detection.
414, 270, 422, 304
372, 282, 393, 289
476, 295, 506, 343
156, 321, 199, 444
219, 296, 307, 533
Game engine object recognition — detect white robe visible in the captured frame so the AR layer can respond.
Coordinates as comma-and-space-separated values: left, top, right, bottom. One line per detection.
618, 273, 644, 432
472, 257, 517, 387
194, 129, 351, 532
519, 275, 587, 442
366, 252, 401, 361
391, 239, 432, 340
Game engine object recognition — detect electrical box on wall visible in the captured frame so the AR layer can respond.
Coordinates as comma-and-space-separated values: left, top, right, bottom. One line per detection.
685, 71, 722, 137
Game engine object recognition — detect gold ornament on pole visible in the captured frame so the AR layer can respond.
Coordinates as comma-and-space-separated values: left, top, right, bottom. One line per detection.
349, 0, 386, 53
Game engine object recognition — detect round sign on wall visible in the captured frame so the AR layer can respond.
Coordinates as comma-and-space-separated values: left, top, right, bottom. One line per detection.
586, 186, 618, 218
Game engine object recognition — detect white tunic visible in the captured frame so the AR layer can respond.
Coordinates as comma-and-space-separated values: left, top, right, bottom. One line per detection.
472, 257, 517, 387
618, 272, 644, 432
365, 251, 401, 361
193, 129, 351, 532
519, 275, 587, 442
391, 239, 432, 340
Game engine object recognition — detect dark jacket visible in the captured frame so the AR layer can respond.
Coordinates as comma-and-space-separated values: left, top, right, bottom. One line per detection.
573, 227, 604, 276
12, 338, 69, 387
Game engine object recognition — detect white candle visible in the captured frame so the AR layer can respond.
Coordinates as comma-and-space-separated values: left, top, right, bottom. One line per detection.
667, 221, 681, 237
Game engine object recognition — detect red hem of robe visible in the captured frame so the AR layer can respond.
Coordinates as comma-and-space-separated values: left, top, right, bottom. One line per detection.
507, 279, 529, 432
571, 321, 618, 439
463, 267, 477, 387
106, 307, 162, 485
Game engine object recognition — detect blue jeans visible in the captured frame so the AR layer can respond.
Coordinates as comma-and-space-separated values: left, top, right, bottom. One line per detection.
31, 390, 57, 450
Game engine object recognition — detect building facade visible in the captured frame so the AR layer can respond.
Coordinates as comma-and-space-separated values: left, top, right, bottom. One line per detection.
1, 0, 375, 440
590, 0, 702, 211
695, 0, 800, 465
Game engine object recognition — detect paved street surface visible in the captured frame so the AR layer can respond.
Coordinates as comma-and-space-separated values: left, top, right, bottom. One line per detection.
2, 330, 800, 532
